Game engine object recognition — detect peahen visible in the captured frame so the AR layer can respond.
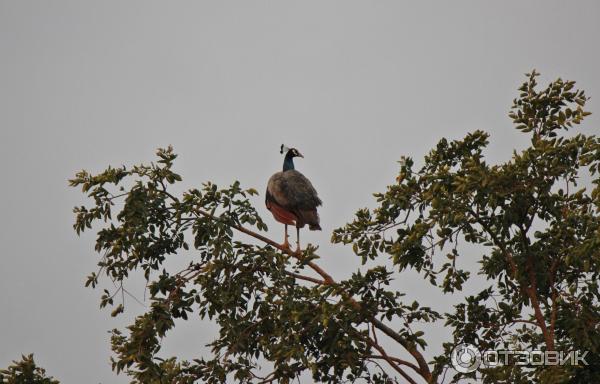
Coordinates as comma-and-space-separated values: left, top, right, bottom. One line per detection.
266, 145, 322, 252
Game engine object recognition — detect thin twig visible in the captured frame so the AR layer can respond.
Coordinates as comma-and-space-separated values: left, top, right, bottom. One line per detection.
366, 339, 418, 384
285, 271, 326, 285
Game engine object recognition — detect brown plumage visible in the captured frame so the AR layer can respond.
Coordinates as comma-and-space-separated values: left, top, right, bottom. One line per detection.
266, 146, 322, 251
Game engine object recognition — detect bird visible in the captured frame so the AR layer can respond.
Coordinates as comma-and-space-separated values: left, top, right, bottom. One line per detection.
266, 145, 322, 252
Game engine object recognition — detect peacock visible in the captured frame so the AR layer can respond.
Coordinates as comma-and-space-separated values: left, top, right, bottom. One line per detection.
266, 145, 322, 252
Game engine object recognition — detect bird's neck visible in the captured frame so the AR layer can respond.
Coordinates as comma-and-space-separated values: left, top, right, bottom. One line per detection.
283, 154, 295, 171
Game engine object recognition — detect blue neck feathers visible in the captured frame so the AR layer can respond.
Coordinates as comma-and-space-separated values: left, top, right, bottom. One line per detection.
283, 153, 295, 171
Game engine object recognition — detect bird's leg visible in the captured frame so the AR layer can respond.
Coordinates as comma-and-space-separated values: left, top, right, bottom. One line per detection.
296, 226, 301, 253
282, 224, 290, 250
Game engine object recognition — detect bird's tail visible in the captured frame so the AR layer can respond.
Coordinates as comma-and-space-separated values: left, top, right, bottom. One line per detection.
296, 209, 321, 231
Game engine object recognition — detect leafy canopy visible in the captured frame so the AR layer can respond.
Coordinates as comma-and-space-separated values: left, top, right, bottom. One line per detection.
62, 71, 600, 383
0, 355, 59, 384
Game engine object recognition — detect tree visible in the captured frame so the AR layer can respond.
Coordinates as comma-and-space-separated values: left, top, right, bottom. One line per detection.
0, 354, 59, 384
67, 71, 599, 383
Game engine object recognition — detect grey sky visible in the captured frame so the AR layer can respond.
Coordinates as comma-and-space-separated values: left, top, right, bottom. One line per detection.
1, 1, 599, 383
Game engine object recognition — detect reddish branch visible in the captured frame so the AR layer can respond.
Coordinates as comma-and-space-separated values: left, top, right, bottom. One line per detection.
470, 208, 556, 351
367, 331, 421, 375
523, 233, 555, 351
284, 271, 326, 285
196, 208, 335, 285
548, 258, 560, 346
366, 340, 418, 384
193, 208, 433, 383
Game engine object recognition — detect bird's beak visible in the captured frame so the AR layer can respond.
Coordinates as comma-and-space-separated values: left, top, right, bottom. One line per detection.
297, 152, 304, 158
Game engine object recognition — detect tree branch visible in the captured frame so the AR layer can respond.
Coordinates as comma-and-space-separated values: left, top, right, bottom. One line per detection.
193, 208, 336, 284
369, 318, 432, 382
191, 207, 433, 383
366, 338, 421, 375
366, 339, 419, 384
284, 271, 326, 285
468, 207, 555, 350
549, 258, 560, 345
522, 227, 554, 351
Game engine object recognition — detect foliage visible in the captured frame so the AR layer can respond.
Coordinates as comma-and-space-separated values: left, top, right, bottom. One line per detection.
68, 71, 599, 383
0, 355, 59, 384
333, 70, 599, 383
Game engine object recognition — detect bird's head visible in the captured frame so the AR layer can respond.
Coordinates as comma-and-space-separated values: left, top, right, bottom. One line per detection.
280, 144, 303, 158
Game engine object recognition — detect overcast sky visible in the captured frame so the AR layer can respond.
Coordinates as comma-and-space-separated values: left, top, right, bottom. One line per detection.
1, 1, 599, 383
